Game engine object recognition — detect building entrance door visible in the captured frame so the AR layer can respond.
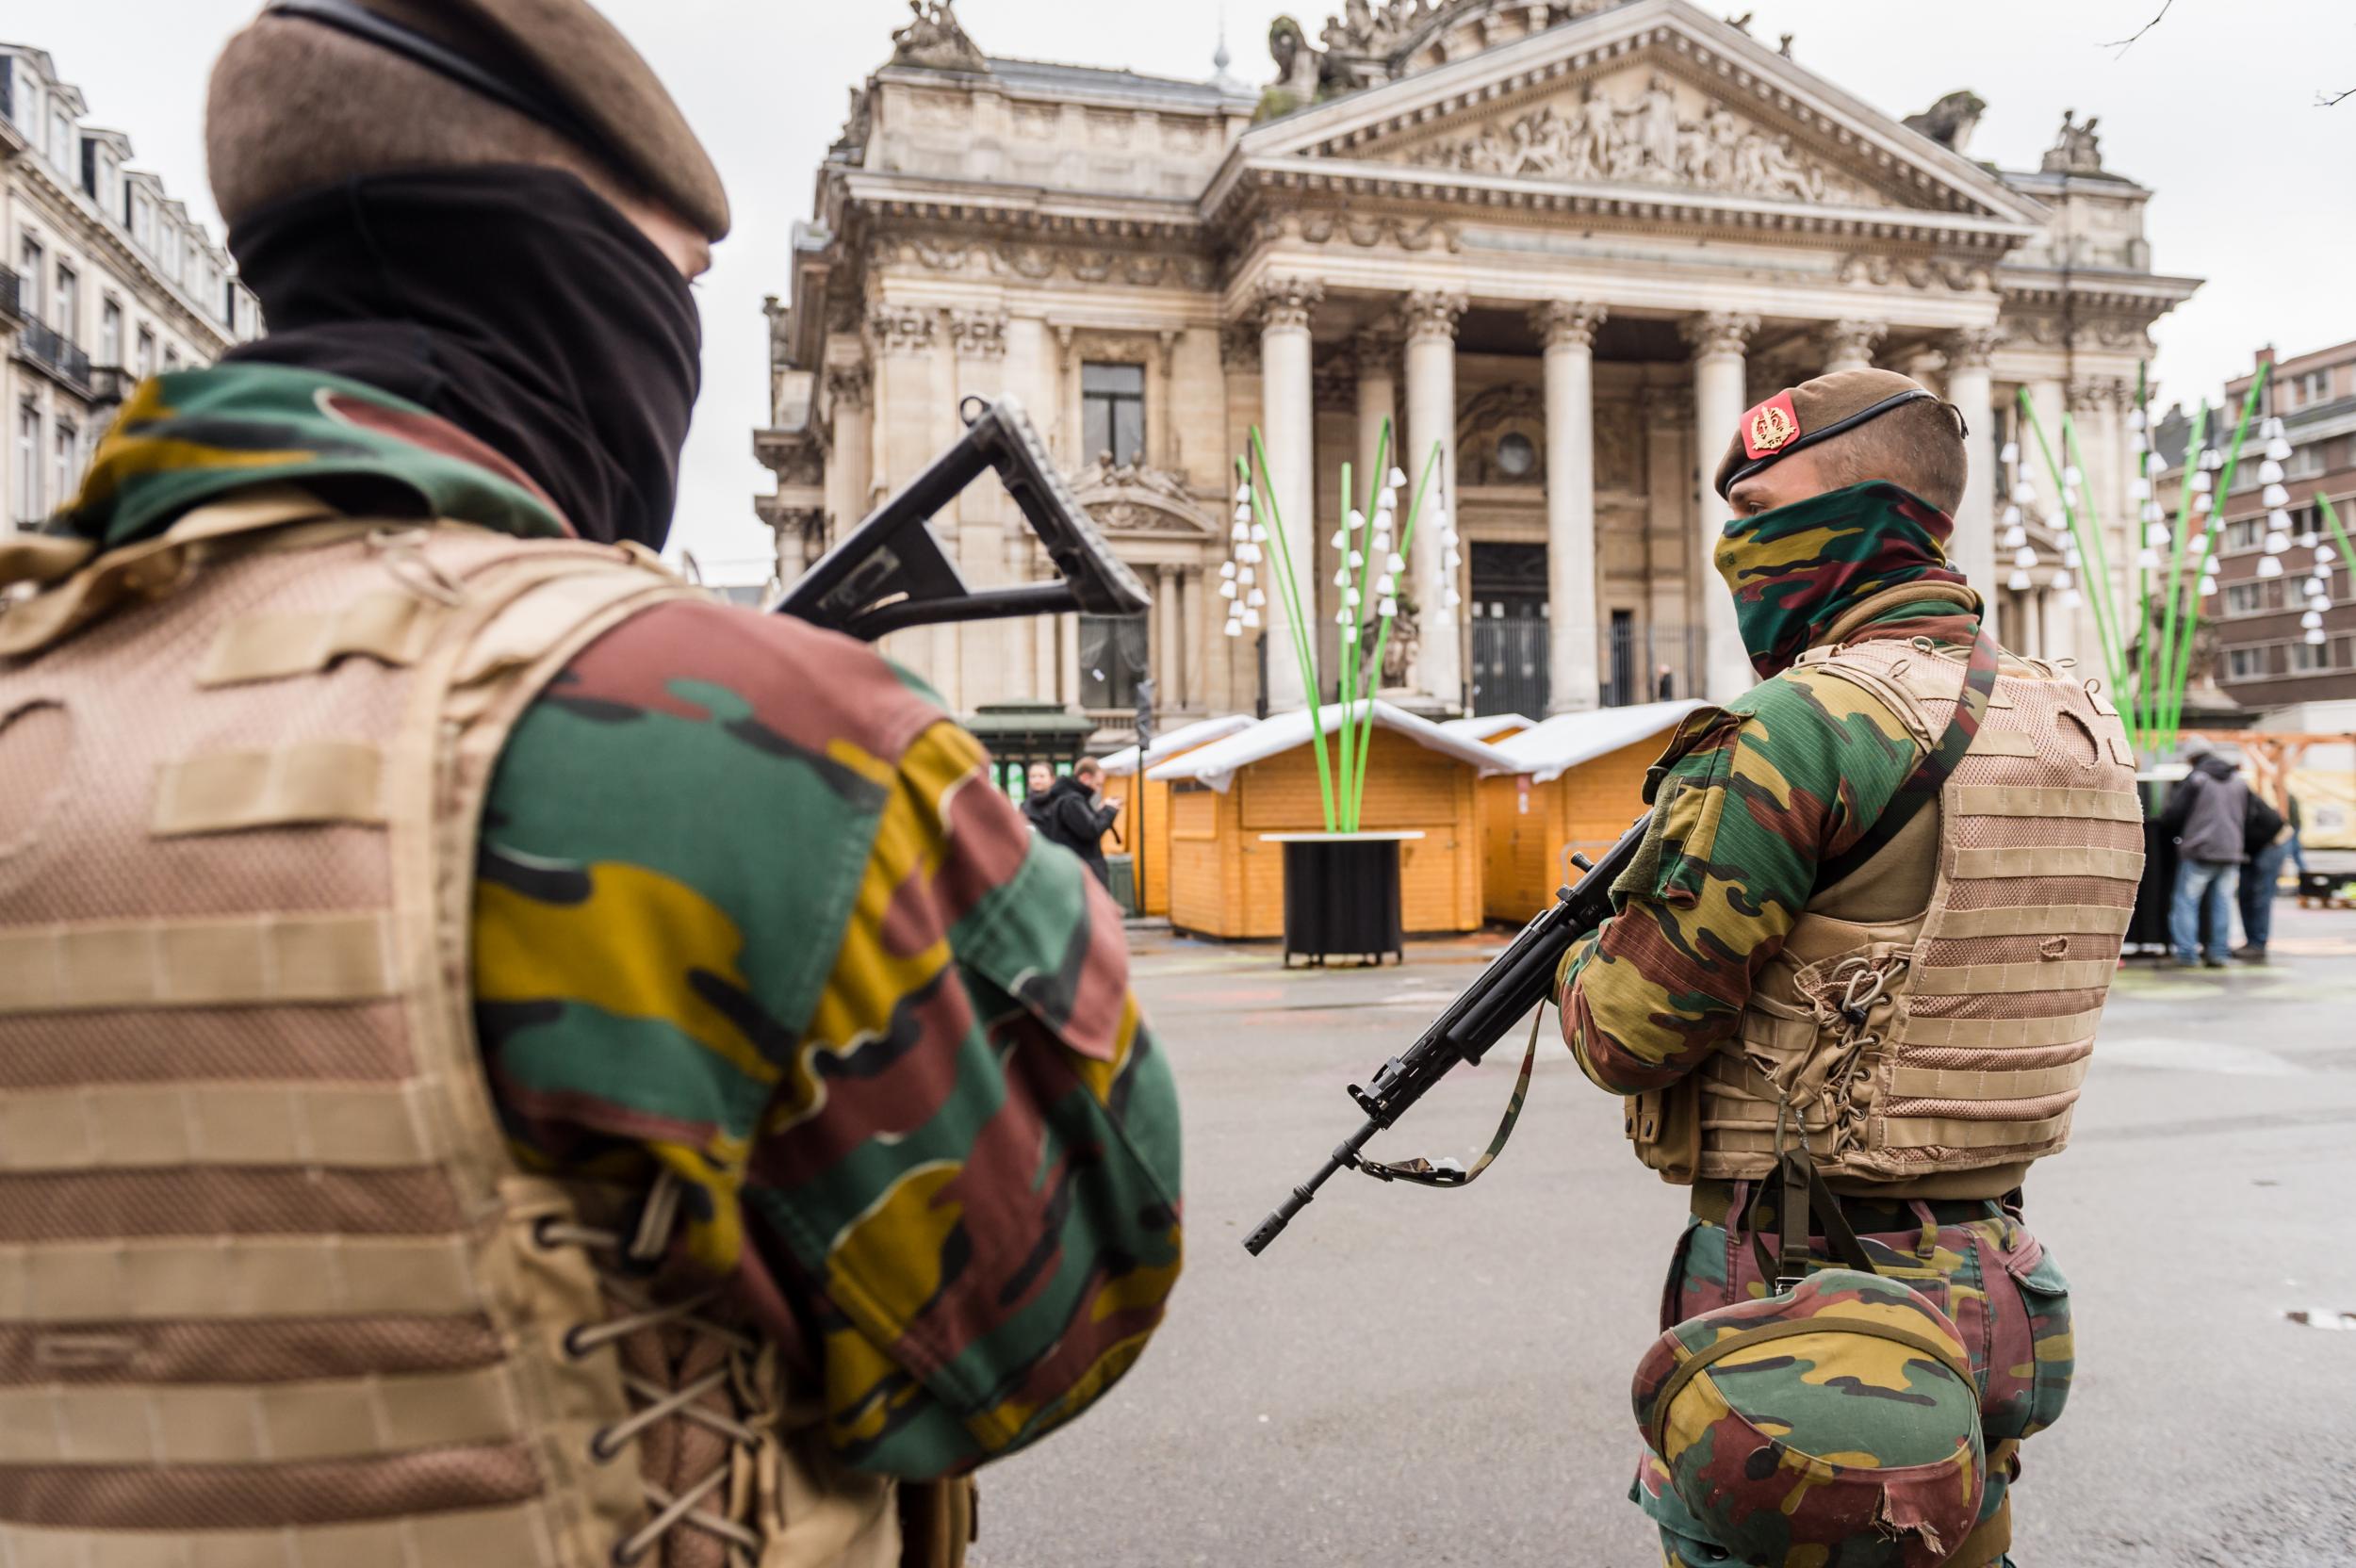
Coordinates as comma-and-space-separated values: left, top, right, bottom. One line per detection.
1468, 542, 1548, 717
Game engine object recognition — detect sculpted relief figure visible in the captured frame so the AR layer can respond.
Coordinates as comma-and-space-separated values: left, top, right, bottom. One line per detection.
1409, 73, 1870, 204
888, 0, 985, 71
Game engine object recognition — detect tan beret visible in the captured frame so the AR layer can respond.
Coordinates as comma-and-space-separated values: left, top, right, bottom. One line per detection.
1713, 368, 1963, 498
259, 0, 728, 240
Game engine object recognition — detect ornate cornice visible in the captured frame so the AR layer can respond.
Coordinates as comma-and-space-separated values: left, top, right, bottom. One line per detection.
1530, 300, 1607, 351
948, 308, 1007, 358
870, 303, 937, 355
1252, 275, 1325, 332
1679, 311, 1759, 360
872, 233, 1214, 290
1401, 288, 1468, 342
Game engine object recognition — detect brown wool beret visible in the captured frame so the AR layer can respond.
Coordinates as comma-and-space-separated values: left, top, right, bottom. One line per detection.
256, 0, 729, 240
1712, 368, 1963, 498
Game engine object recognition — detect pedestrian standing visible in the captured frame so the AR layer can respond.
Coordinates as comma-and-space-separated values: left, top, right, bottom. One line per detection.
1030, 756, 1123, 886
2235, 784, 2292, 962
2158, 736, 2250, 968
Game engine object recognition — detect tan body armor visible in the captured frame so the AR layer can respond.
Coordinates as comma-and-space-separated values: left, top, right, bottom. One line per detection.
1631, 629, 2144, 1198
0, 496, 921, 1568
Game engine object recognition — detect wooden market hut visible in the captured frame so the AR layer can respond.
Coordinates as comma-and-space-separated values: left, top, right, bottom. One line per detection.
1148, 702, 1509, 939
1481, 700, 1704, 923
1097, 713, 1254, 917
1440, 712, 1534, 745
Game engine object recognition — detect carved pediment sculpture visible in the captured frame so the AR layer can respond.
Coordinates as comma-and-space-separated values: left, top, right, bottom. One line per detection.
889, 0, 985, 73
2040, 108, 2105, 174
1068, 459, 1220, 538
1399, 71, 1879, 207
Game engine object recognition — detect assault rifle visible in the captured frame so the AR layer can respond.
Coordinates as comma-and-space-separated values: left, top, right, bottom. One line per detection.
1242, 811, 1653, 1256
777, 395, 1150, 638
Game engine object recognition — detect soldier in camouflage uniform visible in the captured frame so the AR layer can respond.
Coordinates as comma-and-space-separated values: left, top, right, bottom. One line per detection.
1557, 369, 2139, 1567
0, 4, 1179, 1566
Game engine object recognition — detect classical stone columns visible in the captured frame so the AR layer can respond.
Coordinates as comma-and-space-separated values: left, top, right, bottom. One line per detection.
1154, 563, 1180, 710
1534, 301, 1605, 712
1354, 326, 1398, 513
1683, 311, 1759, 701
1402, 289, 1467, 707
1943, 328, 2002, 621
1256, 276, 1322, 710
1820, 319, 1886, 375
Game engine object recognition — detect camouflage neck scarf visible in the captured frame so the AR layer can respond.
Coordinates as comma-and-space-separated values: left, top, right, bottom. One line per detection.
1712, 481, 1972, 678
54, 362, 569, 550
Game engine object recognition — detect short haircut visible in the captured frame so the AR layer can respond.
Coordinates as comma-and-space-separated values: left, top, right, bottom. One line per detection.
1813, 396, 1970, 514
1074, 757, 1104, 778
206, 16, 646, 230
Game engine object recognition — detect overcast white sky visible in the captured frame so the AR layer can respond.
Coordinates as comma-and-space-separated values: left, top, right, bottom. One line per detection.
20, 0, 2356, 567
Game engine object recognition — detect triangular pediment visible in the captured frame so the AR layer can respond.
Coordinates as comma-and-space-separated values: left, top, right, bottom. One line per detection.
1217, 0, 2045, 231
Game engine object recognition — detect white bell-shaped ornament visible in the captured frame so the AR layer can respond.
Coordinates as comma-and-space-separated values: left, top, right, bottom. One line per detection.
1237, 544, 1261, 565
1251, 524, 1269, 543
2266, 435, 2293, 462
1223, 617, 1243, 639
2062, 587, 2084, 609
1378, 596, 1399, 618
2052, 569, 2074, 591
2189, 471, 2212, 494
1231, 521, 1250, 543
1233, 503, 1252, 526
2256, 555, 2283, 579
2003, 505, 2024, 528
1218, 580, 1238, 600
2306, 627, 2329, 645
2064, 465, 2084, 487
1219, 560, 1236, 580
2064, 547, 2084, 570
2130, 432, 2149, 455
2129, 478, 2151, 500
1371, 531, 1394, 556
2302, 531, 2321, 550
1344, 586, 1362, 608
1387, 466, 1407, 488
2266, 416, 2287, 438
1347, 509, 1366, 533
1443, 587, 1463, 608
2301, 609, 2325, 629
2146, 522, 2172, 549
1329, 529, 1348, 551
2192, 494, 2212, 516
1385, 552, 1406, 574
1242, 608, 1261, 629
1428, 509, 1449, 535
2001, 525, 2028, 549
1443, 549, 1463, 572
2142, 500, 2163, 524
1234, 482, 1252, 504
2201, 447, 2225, 471
1246, 588, 1266, 609
2000, 441, 2021, 465
2007, 568, 2033, 590
1375, 573, 1397, 596
2014, 546, 2038, 570
2265, 525, 2291, 549
2258, 460, 2286, 486
2136, 547, 2161, 570
1335, 607, 1352, 627
2267, 508, 2293, 531
1348, 549, 1365, 569
1332, 566, 1351, 588
2127, 407, 2148, 432
2321, 543, 2341, 563
1238, 565, 1255, 587
2010, 482, 2036, 505
2196, 573, 2217, 596
2263, 482, 2291, 509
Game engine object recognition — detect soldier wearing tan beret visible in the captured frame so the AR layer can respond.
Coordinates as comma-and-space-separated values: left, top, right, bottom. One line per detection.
2, 5, 1186, 1567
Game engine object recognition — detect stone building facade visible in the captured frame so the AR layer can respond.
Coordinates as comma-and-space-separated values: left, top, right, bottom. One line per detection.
758, 0, 2198, 739
2, 43, 259, 532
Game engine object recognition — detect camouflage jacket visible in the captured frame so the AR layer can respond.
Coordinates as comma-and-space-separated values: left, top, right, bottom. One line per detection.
1560, 482, 1979, 1097
56, 365, 1185, 1479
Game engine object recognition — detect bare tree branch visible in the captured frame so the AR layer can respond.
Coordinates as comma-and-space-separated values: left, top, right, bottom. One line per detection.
2104, 0, 2175, 54
2321, 87, 2356, 106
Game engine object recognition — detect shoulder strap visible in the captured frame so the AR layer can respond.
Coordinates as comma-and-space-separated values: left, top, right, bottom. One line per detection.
1810, 618, 2001, 894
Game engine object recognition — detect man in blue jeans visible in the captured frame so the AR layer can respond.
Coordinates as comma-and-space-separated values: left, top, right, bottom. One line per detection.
2235, 787, 2293, 962
2159, 736, 2250, 968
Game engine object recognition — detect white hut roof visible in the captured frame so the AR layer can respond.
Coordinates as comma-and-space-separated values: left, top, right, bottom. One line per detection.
1491, 700, 1707, 785
1147, 701, 1513, 792
1438, 713, 1531, 743
1099, 713, 1256, 776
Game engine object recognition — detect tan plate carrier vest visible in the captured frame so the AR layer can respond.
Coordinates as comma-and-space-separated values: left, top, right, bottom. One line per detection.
1627, 629, 2145, 1197
0, 494, 924, 1568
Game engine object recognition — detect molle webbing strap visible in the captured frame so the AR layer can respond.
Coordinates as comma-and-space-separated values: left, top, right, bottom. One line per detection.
0, 913, 396, 1012
1950, 845, 2144, 881
0, 1082, 444, 1170
150, 741, 387, 836
1644, 1309, 1974, 1460
198, 592, 444, 686
0, 1498, 553, 1568
1812, 619, 2001, 894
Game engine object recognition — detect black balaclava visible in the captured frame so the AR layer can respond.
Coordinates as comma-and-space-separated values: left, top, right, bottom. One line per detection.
224, 164, 699, 549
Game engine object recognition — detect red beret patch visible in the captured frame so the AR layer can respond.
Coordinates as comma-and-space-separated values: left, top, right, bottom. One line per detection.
1742, 391, 1800, 461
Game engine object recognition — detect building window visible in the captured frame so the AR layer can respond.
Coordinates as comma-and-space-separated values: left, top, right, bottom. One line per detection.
51, 421, 76, 515
2225, 645, 2268, 681
136, 326, 156, 378
2223, 580, 2280, 617
2299, 368, 2331, 405
17, 236, 42, 317
2222, 516, 2265, 553
54, 263, 76, 342
14, 403, 40, 524
163, 345, 181, 370
1080, 362, 1146, 468
2286, 442, 2324, 479
1077, 612, 1150, 710
99, 299, 122, 366
2292, 636, 2344, 674
49, 108, 72, 170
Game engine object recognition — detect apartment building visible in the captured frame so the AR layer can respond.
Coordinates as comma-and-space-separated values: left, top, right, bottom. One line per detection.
2, 43, 259, 531
2155, 340, 2356, 710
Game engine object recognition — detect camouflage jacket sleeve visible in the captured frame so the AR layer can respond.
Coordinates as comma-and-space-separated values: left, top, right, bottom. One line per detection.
1556, 666, 1924, 1094
470, 599, 1182, 1479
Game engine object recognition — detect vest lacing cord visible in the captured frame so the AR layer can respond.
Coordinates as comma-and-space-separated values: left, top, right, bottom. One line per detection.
1816, 953, 1908, 1152
535, 1171, 769, 1567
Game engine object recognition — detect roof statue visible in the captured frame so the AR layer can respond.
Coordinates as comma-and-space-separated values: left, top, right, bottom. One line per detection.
1904, 90, 1987, 156
1275, 0, 1632, 101
889, 0, 985, 73
2041, 107, 2106, 174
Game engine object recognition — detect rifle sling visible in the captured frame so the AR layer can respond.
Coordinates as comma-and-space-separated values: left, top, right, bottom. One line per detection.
1357, 1004, 1545, 1188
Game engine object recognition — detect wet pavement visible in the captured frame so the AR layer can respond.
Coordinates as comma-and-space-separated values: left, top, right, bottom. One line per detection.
973, 904, 2356, 1566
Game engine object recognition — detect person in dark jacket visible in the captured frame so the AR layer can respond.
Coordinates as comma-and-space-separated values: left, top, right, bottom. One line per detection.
2157, 736, 2250, 968
1026, 757, 1122, 886
2235, 786, 2293, 962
